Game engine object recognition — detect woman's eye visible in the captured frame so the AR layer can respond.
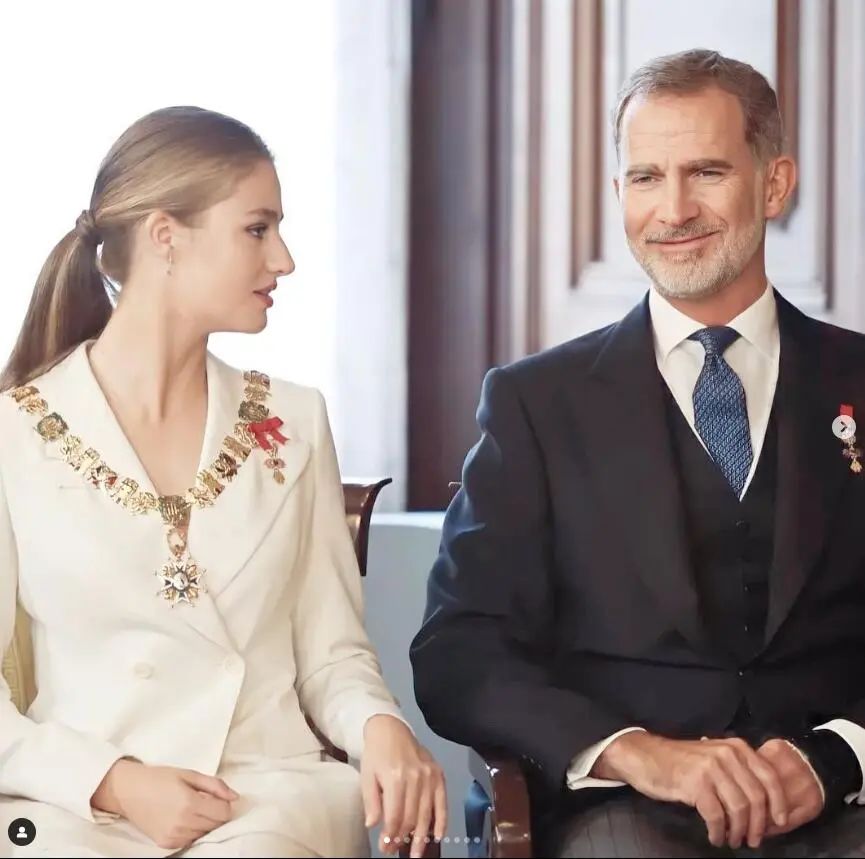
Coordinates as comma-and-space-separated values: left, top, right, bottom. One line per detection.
248, 225, 267, 239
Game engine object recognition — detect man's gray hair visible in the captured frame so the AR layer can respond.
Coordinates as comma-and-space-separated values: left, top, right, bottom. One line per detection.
613, 48, 784, 162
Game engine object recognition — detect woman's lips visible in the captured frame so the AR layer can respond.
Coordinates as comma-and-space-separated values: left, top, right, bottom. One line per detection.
254, 290, 274, 308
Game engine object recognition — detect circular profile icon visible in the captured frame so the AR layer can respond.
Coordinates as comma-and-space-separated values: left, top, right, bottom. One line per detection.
7, 817, 36, 846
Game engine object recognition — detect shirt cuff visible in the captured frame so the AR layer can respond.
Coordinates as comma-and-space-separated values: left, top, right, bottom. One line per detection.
566, 727, 646, 790
814, 719, 865, 804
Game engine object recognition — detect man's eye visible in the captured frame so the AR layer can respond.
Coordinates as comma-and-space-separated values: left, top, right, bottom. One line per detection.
697, 170, 722, 178
631, 175, 656, 185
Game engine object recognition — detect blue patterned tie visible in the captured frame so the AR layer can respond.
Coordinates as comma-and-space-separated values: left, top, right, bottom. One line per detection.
689, 327, 753, 497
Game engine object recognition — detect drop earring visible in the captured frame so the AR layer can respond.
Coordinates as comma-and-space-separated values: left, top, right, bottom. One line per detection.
167, 247, 174, 277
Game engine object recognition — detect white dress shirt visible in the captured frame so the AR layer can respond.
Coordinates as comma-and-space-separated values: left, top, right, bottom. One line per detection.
566, 285, 865, 804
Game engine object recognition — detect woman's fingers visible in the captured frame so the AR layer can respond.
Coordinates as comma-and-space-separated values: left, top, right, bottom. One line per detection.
409, 777, 434, 859
433, 777, 448, 842
359, 731, 448, 855
380, 771, 406, 855
191, 791, 233, 826
361, 769, 382, 829
396, 769, 421, 849
180, 770, 238, 801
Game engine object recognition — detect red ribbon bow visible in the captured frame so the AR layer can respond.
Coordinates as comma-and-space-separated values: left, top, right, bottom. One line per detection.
247, 416, 288, 451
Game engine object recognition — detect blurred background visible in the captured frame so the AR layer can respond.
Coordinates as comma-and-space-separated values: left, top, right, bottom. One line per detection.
2, 1, 864, 855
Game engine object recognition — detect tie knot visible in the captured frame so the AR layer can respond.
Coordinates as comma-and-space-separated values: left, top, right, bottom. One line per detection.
689, 326, 740, 357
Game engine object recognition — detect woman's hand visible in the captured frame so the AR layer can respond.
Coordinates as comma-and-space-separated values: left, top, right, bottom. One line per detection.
91, 759, 238, 850
360, 714, 447, 857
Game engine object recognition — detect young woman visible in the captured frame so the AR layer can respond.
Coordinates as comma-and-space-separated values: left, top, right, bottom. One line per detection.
0, 106, 445, 858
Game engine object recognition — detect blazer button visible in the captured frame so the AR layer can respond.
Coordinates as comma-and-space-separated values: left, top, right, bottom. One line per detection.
133, 662, 154, 679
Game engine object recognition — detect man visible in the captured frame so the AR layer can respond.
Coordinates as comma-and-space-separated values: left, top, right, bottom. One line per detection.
410, 49, 865, 856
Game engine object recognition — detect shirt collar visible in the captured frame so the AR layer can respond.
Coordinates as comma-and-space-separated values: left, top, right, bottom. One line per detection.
648, 282, 778, 363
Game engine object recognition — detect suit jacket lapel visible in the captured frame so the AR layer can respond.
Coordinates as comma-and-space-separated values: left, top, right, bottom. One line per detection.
583, 297, 714, 656
764, 295, 854, 647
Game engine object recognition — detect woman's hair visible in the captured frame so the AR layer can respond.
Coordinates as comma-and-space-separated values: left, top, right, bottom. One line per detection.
0, 106, 272, 391
613, 49, 784, 164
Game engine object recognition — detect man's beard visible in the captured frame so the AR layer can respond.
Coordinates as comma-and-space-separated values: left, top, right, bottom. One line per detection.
628, 217, 765, 300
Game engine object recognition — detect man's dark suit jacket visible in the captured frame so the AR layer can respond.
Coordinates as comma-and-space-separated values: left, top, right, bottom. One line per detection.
410, 291, 865, 803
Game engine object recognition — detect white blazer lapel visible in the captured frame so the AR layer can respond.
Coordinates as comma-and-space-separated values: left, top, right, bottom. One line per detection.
182, 353, 311, 601
28, 342, 158, 492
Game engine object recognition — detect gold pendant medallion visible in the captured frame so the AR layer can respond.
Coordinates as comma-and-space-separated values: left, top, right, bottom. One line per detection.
154, 498, 206, 606
157, 554, 207, 606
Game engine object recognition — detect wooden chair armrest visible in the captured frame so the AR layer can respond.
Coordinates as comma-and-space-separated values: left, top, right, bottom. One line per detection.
469, 748, 532, 858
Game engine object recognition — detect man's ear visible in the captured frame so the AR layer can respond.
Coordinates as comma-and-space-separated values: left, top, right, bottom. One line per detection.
764, 155, 798, 221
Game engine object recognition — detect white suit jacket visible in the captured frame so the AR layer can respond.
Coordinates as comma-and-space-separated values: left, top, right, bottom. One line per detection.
0, 341, 405, 843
